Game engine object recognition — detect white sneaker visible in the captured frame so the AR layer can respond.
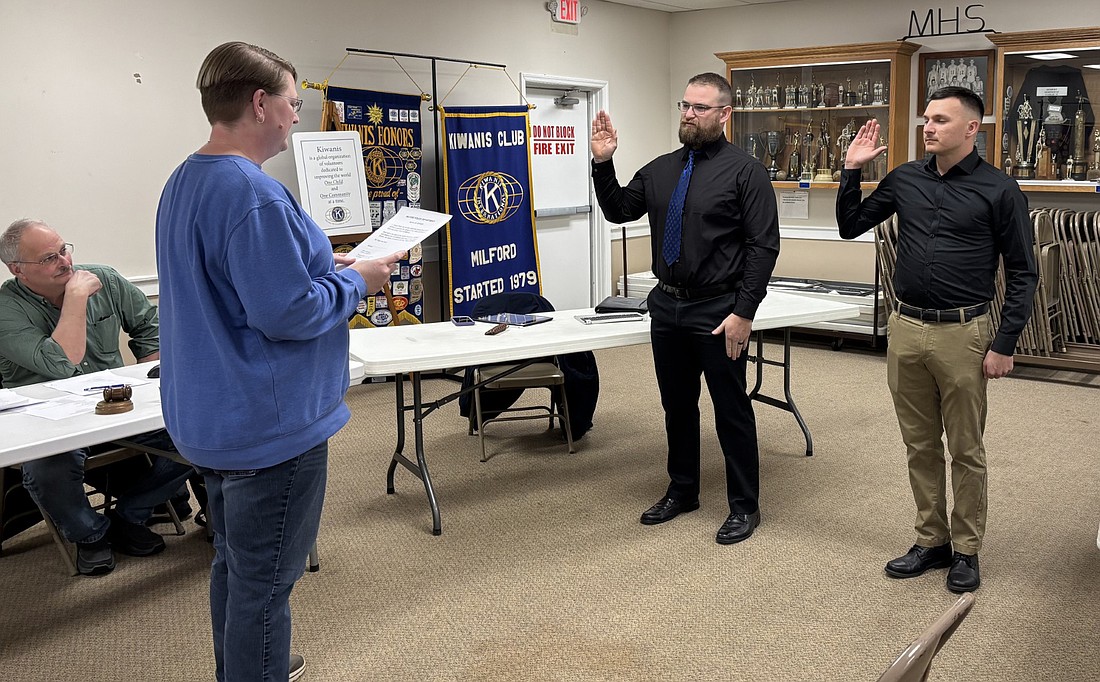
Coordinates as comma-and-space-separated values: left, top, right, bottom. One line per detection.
289, 654, 305, 681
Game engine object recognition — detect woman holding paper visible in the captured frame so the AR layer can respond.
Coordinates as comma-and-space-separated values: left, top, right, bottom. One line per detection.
154, 41, 403, 682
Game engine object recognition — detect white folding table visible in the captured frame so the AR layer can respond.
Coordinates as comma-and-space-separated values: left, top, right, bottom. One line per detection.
348, 290, 858, 535
1, 360, 366, 572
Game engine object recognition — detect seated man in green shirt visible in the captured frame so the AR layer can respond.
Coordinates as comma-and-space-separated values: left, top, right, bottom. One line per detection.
0, 218, 193, 575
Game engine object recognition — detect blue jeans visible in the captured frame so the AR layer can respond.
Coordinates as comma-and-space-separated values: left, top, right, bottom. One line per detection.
20, 430, 194, 544
199, 441, 328, 682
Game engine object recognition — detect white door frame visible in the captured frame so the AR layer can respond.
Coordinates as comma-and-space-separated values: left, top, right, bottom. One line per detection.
520, 73, 611, 303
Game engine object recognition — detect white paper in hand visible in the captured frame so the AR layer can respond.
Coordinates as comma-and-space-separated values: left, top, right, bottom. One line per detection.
345, 207, 451, 261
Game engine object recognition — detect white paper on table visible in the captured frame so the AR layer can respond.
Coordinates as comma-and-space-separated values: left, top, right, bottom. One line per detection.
0, 389, 46, 412
18, 394, 100, 420
344, 207, 451, 261
44, 371, 149, 395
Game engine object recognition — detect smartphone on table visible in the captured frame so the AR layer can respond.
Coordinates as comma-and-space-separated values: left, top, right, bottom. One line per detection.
451, 315, 475, 326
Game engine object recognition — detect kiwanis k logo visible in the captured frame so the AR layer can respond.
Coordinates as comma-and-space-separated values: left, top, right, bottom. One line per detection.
458, 171, 524, 225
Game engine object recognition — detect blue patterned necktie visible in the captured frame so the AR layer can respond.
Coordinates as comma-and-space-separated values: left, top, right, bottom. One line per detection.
662, 150, 695, 266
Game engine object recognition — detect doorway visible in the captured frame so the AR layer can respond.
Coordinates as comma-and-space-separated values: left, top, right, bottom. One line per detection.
521, 74, 609, 309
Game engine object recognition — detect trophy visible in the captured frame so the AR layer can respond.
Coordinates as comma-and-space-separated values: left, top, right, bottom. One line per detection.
760, 129, 785, 180
787, 130, 802, 180
1014, 94, 1039, 180
872, 81, 885, 105
1041, 96, 1070, 180
1068, 96, 1088, 181
1088, 128, 1100, 182
735, 85, 743, 108
814, 119, 833, 182
836, 120, 855, 168
1002, 85, 1013, 174
746, 131, 761, 161
801, 118, 815, 181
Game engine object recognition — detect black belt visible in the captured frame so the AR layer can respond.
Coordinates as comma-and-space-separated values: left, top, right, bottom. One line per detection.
656, 281, 738, 301
896, 301, 989, 323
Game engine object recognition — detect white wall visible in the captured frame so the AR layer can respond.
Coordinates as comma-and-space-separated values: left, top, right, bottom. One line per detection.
3, 0, 1095, 285
0, 0, 671, 280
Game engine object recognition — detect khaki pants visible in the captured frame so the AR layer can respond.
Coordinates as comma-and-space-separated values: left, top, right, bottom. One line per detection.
886, 310, 993, 555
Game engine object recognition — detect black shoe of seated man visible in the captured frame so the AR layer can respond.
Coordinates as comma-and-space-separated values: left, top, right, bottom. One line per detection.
105, 509, 166, 556
640, 496, 699, 525
75, 536, 116, 576
884, 542, 953, 579
946, 552, 980, 593
715, 510, 761, 545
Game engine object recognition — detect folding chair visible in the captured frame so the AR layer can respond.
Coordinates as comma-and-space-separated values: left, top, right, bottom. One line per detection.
877, 593, 975, 682
8, 445, 186, 576
462, 292, 578, 462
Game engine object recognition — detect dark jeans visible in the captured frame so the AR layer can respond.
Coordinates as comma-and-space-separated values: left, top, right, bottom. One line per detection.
198, 441, 328, 682
20, 429, 194, 543
648, 287, 759, 514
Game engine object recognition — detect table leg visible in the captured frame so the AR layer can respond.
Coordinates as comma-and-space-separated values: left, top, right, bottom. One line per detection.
747, 329, 814, 457
384, 371, 443, 534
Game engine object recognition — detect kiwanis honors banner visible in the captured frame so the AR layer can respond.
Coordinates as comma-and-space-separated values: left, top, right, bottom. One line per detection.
440, 105, 541, 318
323, 87, 425, 327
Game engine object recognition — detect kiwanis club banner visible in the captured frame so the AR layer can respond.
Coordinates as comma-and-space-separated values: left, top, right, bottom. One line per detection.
323, 86, 425, 327
440, 105, 541, 318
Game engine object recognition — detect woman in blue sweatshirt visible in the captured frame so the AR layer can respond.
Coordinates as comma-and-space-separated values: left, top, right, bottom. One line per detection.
155, 41, 403, 682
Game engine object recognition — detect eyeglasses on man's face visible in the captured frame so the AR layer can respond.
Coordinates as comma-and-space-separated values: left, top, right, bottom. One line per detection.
267, 92, 303, 113
675, 100, 727, 115
11, 243, 74, 267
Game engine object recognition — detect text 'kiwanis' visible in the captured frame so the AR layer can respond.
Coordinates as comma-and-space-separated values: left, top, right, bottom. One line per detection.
447, 129, 527, 150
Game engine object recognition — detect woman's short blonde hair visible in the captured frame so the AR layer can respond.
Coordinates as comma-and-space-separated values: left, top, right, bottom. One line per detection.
196, 41, 297, 125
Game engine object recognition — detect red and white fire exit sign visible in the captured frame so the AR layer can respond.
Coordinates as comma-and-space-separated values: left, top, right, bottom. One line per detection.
551, 0, 580, 24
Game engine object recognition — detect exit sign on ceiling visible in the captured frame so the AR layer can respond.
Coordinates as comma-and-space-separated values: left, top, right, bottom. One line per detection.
552, 0, 580, 24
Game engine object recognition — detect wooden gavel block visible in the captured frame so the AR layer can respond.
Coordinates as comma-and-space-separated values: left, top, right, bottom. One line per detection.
95, 384, 133, 415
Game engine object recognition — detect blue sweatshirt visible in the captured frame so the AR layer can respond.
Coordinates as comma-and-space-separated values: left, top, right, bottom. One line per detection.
155, 154, 366, 469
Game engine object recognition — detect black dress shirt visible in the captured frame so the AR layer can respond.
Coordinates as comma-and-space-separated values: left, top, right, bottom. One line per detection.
591, 137, 780, 320
836, 149, 1038, 356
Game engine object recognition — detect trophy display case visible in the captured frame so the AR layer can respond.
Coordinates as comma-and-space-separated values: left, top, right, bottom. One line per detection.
989, 28, 1100, 192
716, 41, 919, 188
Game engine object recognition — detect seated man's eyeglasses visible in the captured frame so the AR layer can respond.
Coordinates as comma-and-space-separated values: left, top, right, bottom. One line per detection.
267, 92, 304, 112
10, 243, 74, 267
675, 101, 727, 115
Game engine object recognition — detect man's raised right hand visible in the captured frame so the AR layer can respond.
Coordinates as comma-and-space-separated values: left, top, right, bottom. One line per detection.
590, 110, 618, 163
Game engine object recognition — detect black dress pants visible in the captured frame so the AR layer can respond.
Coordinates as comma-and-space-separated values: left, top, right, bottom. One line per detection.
648, 287, 759, 514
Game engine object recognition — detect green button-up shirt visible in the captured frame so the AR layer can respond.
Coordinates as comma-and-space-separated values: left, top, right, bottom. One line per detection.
0, 264, 159, 388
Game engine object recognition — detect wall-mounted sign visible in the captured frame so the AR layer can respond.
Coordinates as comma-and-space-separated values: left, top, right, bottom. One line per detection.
904, 4, 992, 40
548, 0, 582, 25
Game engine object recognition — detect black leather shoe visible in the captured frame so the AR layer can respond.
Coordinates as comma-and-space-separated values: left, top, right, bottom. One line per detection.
884, 542, 952, 578
640, 496, 699, 525
715, 511, 760, 545
946, 552, 980, 593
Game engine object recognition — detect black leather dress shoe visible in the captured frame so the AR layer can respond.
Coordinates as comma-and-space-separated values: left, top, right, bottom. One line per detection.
946, 552, 980, 593
640, 496, 699, 525
884, 542, 952, 578
715, 511, 760, 545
